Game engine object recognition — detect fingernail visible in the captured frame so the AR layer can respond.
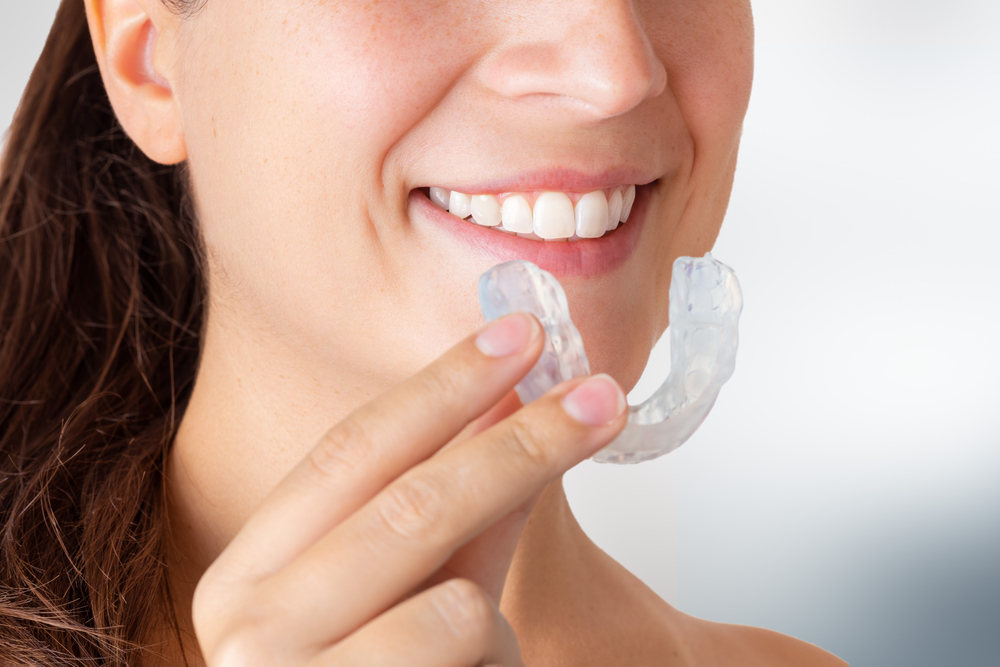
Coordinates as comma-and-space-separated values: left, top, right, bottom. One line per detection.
475, 313, 538, 357
561, 374, 627, 427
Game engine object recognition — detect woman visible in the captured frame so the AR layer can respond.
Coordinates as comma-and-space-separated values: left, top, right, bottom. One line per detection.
0, 0, 846, 664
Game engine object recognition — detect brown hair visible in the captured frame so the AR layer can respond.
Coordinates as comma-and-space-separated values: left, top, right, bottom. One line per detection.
1, 0, 205, 663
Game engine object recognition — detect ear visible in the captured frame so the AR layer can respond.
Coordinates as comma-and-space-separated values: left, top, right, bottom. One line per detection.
84, 0, 187, 165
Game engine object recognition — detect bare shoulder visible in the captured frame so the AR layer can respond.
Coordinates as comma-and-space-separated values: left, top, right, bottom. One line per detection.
506, 530, 847, 666
681, 613, 848, 666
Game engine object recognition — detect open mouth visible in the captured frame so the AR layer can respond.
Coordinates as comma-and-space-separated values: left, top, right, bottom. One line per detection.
408, 180, 657, 276
417, 183, 646, 241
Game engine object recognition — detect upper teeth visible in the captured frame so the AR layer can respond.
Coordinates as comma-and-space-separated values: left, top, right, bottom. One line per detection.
427, 185, 637, 240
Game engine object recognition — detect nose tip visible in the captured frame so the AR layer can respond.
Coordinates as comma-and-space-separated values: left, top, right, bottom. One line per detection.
476, 2, 668, 121
579, 42, 668, 118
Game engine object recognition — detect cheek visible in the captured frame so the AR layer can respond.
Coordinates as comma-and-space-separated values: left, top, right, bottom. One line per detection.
180, 2, 483, 193
278, 3, 483, 167
652, 0, 754, 152
171, 2, 495, 371
174, 2, 485, 293
652, 0, 753, 255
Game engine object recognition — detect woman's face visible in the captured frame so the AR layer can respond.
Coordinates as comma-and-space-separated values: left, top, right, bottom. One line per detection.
170, 0, 753, 390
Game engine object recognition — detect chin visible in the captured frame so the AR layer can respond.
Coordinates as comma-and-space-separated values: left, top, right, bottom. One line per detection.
587, 329, 658, 395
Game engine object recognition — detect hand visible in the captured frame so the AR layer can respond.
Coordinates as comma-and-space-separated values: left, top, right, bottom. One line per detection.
191, 312, 628, 666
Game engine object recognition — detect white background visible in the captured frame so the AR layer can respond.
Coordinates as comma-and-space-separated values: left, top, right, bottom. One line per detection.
4, 2, 998, 664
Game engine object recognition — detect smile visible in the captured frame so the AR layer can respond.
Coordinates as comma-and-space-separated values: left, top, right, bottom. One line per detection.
424, 185, 637, 241
408, 176, 657, 276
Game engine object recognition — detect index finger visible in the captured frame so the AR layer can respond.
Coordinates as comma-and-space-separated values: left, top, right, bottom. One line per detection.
210, 312, 544, 582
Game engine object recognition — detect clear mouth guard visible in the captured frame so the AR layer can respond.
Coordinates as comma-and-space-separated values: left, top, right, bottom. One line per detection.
477, 253, 743, 464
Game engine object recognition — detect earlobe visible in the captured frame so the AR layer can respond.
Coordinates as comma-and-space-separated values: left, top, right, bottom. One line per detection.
84, 0, 187, 165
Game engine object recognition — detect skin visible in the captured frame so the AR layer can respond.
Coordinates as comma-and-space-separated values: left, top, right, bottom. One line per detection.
84, 0, 847, 663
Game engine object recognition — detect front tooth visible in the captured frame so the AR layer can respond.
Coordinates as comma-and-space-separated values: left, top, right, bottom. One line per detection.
470, 194, 501, 226
429, 187, 450, 210
620, 184, 636, 222
501, 195, 533, 233
449, 191, 472, 219
575, 191, 609, 238
607, 189, 624, 231
532, 192, 575, 240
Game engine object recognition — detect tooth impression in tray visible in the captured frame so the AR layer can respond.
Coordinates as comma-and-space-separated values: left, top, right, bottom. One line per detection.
477, 253, 743, 464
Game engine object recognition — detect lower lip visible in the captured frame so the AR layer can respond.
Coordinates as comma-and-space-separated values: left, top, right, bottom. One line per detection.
407, 186, 650, 276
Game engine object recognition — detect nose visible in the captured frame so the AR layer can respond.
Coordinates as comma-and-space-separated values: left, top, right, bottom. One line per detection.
475, 0, 668, 121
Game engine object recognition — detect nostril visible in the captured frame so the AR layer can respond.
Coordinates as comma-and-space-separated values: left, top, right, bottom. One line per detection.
473, 7, 667, 121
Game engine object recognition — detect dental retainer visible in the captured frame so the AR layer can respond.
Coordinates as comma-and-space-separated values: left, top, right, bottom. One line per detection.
478, 253, 743, 464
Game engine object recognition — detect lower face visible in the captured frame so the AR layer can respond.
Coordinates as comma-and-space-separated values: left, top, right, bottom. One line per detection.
174, 0, 753, 393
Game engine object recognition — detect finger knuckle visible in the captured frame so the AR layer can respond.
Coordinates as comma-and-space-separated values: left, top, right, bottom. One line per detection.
308, 416, 372, 481
192, 567, 240, 630
431, 578, 496, 641
376, 475, 444, 541
504, 416, 554, 471
200, 610, 280, 667
419, 361, 468, 406
208, 626, 274, 667
191, 576, 219, 625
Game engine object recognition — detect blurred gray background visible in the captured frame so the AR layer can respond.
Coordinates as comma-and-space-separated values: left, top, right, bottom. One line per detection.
4, 2, 998, 665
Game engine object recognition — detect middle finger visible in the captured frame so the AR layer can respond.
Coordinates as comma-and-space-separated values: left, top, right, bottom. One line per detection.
262, 374, 627, 646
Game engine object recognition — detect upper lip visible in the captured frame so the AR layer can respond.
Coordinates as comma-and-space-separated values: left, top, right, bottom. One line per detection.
416, 166, 662, 195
